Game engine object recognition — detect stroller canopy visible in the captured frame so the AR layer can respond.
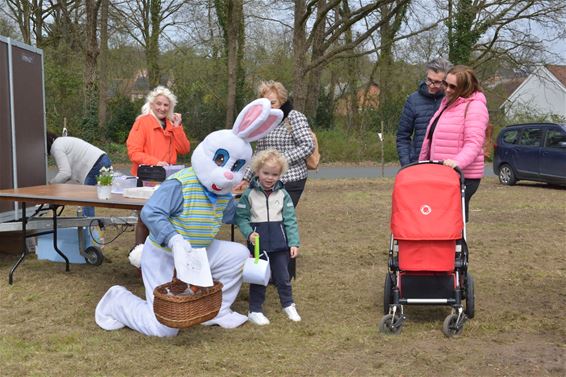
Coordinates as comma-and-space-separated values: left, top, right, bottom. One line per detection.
391, 164, 463, 240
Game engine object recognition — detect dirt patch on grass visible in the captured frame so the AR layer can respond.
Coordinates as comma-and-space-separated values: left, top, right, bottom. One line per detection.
0, 177, 564, 376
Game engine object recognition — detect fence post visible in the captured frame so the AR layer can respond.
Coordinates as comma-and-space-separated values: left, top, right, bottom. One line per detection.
379, 121, 385, 177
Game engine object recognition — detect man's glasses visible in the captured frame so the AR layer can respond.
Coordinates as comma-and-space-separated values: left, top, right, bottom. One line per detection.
425, 78, 443, 87
442, 80, 457, 90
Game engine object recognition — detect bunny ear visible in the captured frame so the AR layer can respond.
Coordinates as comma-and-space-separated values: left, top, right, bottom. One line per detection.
233, 98, 283, 142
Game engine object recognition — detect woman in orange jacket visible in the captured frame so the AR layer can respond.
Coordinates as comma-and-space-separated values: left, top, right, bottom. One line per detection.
126, 86, 191, 248
126, 86, 190, 176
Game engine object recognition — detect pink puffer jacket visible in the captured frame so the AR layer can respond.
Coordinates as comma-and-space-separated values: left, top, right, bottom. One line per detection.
419, 91, 489, 178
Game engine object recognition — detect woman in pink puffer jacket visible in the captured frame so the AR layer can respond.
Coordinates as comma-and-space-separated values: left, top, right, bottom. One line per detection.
419, 65, 489, 221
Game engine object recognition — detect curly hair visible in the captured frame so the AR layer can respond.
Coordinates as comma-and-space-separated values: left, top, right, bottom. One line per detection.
250, 148, 289, 176
140, 85, 177, 119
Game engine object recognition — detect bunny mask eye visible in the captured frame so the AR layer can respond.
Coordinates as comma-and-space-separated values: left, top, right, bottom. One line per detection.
213, 149, 229, 167
231, 159, 246, 172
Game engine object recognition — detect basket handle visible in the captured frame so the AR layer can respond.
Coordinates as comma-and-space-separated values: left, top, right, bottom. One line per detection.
169, 268, 189, 293
253, 235, 269, 263
254, 234, 260, 264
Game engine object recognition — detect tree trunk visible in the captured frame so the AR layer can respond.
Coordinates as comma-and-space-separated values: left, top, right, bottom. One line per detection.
7, 0, 32, 44
148, 0, 161, 88
305, 0, 327, 121
235, 7, 246, 113
448, 0, 476, 65
342, 2, 359, 132
83, 0, 101, 141
98, 0, 109, 133
33, 0, 44, 47
292, 0, 308, 112
224, 0, 243, 127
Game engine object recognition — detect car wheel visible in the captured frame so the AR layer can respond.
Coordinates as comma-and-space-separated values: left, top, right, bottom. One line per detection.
498, 164, 517, 186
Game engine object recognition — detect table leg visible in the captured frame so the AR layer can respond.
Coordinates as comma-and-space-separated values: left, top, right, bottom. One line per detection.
8, 203, 71, 285
50, 205, 70, 271
9, 202, 29, 285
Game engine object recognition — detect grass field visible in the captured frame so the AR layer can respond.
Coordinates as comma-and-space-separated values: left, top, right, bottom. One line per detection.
0, 176, 564, 376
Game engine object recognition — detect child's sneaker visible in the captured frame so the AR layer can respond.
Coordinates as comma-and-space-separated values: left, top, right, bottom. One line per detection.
248, 312, 270, 325
283, 304, 301, 322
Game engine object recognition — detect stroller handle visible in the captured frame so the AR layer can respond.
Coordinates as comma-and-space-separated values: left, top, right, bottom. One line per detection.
402, 160, 465, 186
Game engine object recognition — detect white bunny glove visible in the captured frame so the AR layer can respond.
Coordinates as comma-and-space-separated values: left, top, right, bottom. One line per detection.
168, 234, 192, 278
167, 234, 213, 286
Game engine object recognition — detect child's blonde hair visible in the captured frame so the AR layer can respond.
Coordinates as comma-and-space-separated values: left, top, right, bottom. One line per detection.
251, 149, 289, 176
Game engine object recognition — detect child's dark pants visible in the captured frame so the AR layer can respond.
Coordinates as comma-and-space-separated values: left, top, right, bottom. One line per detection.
249, 250, 293, 313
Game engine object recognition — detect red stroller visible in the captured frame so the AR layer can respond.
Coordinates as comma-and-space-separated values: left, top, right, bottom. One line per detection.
379, 161, 475, 337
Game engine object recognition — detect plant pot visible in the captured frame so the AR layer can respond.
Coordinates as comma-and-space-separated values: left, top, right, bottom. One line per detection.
96, 184, 112, 200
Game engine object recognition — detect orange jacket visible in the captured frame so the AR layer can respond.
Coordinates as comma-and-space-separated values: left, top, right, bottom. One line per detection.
126, 114, 191, 176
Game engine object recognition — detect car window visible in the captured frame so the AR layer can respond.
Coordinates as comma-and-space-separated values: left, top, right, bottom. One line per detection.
544, 129, 566, 148
518, 128, 542, 147
501, 129, 519, 144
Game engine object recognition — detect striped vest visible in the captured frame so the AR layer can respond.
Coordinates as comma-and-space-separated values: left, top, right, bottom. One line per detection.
167, 168, 231, 248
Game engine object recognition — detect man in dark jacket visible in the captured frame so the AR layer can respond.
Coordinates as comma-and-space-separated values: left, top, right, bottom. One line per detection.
396, 57, 453, 166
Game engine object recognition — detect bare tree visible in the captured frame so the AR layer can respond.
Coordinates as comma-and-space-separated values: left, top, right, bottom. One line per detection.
215, 0, 244, 127
4, 0, 54, 46
291, 0, 415, 115
376, 0, 409, 107
444, 0, 566, 66
112, 0, 186, 88
81, 0, 102, 140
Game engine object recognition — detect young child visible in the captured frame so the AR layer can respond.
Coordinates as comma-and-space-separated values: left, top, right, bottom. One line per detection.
235, 149, 301, 325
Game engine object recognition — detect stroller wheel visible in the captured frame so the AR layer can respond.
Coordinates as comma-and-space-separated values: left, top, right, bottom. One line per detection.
442, 314, 464, 338
383, 273, 394, 315
464, 273, 475, 319
379, 314, 403, 335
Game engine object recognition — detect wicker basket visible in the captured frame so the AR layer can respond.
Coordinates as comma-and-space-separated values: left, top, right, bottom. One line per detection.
153, 275, 223, 329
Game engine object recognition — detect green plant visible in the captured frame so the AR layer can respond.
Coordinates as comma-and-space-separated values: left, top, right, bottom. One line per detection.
96, 166, 114, 186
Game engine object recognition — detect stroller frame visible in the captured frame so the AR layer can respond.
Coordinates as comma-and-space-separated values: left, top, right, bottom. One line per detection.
379, 161, 475, 337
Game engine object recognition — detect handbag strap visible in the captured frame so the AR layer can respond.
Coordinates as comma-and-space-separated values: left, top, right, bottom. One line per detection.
426, 105, 449, 141
427, 100, 473, 142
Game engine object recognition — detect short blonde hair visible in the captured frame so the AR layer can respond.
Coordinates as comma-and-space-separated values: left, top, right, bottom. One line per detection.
251, 149, 289, 176
257, 80, 288, 104
140, 85, 177, 119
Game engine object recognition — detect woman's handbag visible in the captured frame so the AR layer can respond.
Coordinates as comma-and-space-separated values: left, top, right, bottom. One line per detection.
242, 235, 271, 286
306, 130, 320, 170
286, 117, 320, 170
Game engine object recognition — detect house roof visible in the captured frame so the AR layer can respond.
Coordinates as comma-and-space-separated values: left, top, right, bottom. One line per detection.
485, 77, 525, 110
546, 65, 566, 87
500, 64, 566, 109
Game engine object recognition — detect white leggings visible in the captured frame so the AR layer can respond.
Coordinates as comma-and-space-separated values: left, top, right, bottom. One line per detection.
95, 238, 249, 337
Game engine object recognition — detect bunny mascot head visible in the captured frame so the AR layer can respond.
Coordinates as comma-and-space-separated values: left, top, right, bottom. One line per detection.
191, 98, 283, 194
